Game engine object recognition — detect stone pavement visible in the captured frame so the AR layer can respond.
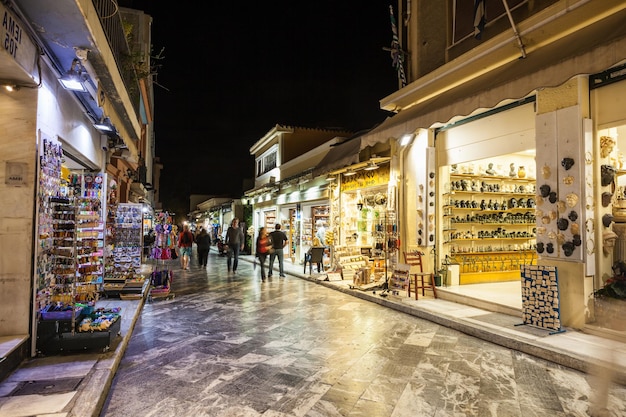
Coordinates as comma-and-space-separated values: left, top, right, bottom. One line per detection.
0, 249, 624, 416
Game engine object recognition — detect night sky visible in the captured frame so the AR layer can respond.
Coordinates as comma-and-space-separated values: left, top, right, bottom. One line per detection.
118, 1, 399, 213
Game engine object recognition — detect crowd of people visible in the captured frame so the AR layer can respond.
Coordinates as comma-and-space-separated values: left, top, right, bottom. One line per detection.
145, 218, 322, 278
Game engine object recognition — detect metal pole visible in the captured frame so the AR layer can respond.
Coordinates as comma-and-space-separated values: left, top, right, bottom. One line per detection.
501, 0, 527, 59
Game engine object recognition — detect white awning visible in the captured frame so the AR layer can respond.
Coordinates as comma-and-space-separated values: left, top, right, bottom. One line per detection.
312, 138, 361, 177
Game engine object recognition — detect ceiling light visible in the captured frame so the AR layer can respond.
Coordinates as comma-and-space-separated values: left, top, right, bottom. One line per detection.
58, 59, 87, 92
363, 162, 379, 171
343, 170, 356, 176
325, 176, 336, 182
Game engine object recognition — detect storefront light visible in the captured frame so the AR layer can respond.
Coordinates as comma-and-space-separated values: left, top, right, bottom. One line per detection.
58, 59, 88, 92
400, 133, 415, 146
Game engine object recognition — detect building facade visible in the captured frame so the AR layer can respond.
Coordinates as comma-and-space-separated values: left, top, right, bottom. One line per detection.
0, 0, 157, 378
356, 0, 626, 332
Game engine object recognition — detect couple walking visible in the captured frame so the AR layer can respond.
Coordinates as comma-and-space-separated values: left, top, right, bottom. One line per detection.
255, 223, 288, 281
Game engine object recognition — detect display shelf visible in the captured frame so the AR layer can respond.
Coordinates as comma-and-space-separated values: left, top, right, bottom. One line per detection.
312, 205, 329, 244
443, 172, 537, 284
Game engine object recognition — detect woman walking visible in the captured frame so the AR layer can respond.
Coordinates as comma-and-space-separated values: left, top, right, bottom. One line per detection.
255, 227, 271, 281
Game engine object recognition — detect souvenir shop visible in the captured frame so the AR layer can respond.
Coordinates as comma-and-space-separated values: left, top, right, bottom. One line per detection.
433, 101, 538, 286
328, 160, 398, 283
35, 136, 125, 353
399, 72, 625, 330
253, 183, 331, 266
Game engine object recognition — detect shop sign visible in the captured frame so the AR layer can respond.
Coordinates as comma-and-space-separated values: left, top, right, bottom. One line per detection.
5, 161, 27, 186
1, 3, 38, 75
341, 165, 390, 192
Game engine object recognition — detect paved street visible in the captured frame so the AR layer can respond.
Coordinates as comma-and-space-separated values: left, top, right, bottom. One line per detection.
100, 251, 626, 417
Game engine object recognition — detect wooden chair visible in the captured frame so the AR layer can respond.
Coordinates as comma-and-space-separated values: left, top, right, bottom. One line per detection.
404, 251, 437, 300
304, 247, 325, 274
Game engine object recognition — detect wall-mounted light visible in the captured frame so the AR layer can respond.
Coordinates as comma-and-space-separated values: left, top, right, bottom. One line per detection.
3, 84, 19, 92
58, 59, 87, 92
93, 117, 114, 133
400, 133, 415, 146
363, 162, 379, 171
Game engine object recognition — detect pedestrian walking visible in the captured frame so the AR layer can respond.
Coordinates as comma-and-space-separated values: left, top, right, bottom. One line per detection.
269, 223, 288, 277
255, 227, 271, 281
178, 224, 194, 270
225, 218, 244, 273
194, 226, 211, 267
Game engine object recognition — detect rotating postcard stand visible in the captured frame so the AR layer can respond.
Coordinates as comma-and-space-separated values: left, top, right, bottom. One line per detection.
148, 212, 175, 301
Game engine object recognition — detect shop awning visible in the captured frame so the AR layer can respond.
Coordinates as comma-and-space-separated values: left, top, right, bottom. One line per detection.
360, 0, 626, 149
312, 138, 361, 177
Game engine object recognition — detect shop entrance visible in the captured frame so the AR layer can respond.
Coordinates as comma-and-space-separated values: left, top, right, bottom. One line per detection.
441, 154, 537, 285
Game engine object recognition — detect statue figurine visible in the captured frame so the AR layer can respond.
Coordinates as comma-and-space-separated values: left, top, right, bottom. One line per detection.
509, 163, 516, 177
486, 163, 496, 175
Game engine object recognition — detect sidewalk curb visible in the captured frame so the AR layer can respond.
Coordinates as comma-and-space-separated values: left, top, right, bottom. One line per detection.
70, 296, 147, 417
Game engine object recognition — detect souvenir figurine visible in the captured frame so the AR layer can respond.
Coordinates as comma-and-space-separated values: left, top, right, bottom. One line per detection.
600, 135, 616, 158
509, 163, 516, 177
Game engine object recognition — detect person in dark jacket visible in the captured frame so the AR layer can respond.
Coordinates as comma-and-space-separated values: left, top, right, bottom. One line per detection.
194, 227, 212, 267
225, 218, 244, 273
269, 223, 288, 277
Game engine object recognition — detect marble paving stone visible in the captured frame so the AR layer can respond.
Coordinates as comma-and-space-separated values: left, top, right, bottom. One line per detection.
99, 253, 626, 417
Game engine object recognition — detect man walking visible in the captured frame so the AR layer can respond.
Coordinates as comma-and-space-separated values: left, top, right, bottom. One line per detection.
225, 218, 244, 273
269, 223, 288, 277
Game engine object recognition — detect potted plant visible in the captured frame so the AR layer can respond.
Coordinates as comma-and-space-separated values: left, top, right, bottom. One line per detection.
591, 261, 626, 331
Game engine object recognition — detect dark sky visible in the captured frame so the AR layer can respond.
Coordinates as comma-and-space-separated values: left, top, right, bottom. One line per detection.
119, 1, 398, 211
